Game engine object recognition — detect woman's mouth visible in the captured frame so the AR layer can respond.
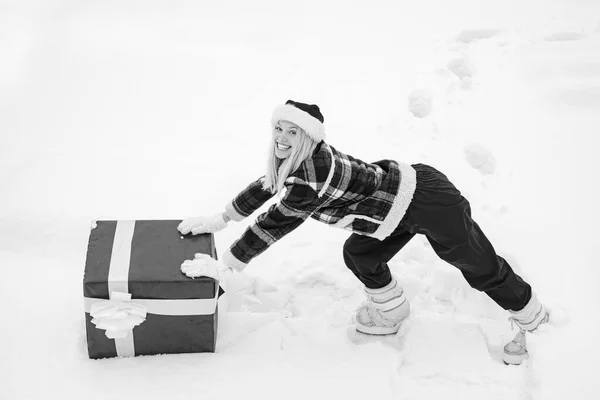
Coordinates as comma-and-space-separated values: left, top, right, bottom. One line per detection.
276, 142, 291, 151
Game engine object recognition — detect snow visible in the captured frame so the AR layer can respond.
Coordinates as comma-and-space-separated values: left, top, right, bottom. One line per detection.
407, 90, 433, 118
447, 56, 476, 80
543, 32, 589, 42
2, 1, 600, 399
456, 29, 502, 44
464, 143, 497, 175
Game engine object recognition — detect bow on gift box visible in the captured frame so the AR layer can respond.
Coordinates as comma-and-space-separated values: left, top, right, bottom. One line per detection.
90, 292, 147, 339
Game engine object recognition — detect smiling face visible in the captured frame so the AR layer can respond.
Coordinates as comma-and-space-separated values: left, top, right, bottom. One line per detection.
273, 120, 302, 159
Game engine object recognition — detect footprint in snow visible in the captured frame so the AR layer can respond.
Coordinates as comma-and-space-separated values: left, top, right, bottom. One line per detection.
447, 57, 476, 81
464, 143, 497, 175
407, 90, 433, 118
456, 29, 501, 44
543, 32, 588, 42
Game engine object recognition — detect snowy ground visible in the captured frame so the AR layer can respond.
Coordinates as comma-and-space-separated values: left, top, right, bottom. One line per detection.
2, 1, 600, 399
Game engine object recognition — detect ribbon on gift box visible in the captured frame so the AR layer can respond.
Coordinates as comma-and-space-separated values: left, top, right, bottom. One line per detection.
83, 220, 219, 357
90, 291, 147, 339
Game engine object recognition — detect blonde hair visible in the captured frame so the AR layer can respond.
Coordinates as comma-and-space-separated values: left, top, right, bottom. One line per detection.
263, 123, 318, 194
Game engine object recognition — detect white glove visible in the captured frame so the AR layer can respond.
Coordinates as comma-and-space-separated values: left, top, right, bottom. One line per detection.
178, 213, 228, 235
181, 253, 233, 279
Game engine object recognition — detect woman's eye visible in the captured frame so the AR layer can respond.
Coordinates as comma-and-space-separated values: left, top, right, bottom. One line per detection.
275, 126, 282, 131
289, 130, 297, 135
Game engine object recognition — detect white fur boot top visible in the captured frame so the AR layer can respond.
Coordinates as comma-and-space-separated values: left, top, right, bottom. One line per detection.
355, 277, 410, 335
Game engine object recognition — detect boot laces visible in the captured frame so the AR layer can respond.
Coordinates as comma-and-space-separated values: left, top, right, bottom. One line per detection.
363, 297, 397, 327
508, 329, 527, 349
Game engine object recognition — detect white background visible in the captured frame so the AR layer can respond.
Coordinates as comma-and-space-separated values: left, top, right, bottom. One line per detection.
1, 1, 600, 399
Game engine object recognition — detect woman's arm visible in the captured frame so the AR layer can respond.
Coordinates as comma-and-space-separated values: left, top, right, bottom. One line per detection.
223, 180, 321, 271
224, 176, 275, 222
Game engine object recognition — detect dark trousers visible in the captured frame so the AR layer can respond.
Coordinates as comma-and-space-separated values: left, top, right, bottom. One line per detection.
343, 163, 532, 311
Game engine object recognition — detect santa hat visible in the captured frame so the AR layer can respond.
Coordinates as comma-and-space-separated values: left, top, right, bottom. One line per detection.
271, 100, 325, 142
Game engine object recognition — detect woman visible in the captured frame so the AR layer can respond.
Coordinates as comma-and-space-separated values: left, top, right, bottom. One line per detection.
178, 100, 549, 365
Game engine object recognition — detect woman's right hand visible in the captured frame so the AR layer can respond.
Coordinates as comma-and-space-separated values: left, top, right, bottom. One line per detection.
178, 213, 228, 235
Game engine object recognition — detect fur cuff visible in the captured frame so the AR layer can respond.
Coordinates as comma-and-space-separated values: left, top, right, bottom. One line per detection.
222, 248, 247, 272
372, 163, 417, 240
509, 292, 548, 331
365, 276, 398, 294
225, 201, 246, 222
271, 104, 325, 142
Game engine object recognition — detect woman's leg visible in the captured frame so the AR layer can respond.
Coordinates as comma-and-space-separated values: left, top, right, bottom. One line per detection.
343, 225, 415, 289
401, 163, 532, 311
343, 225, 414, 334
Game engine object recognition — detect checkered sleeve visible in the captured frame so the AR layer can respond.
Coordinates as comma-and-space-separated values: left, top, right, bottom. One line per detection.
227, 179, 321, 267
225, 177, 276, 222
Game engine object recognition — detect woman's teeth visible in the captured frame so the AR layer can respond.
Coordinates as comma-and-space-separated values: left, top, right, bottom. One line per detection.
277, 143, 291, 150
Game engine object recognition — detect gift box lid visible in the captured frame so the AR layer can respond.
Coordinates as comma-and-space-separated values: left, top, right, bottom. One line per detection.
84, 220, 219, 301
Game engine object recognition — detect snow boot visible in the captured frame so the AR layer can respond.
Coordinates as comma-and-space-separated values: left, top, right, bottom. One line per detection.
503, 292, 549, 365
355, 277, 410, 335
503, 330, 528, 365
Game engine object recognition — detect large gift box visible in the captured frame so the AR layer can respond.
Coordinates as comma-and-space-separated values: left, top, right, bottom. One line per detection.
83, 220, 224, 359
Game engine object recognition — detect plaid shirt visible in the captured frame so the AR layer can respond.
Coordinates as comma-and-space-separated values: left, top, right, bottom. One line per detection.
224, 142, 417, 268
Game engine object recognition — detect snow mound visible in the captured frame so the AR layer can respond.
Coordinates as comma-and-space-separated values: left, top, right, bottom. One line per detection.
543, 32, 588, 42
407, 90, 433, 118
447, 57, 475, 80
464, 143, 497, 175
456, 29, 501, 44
